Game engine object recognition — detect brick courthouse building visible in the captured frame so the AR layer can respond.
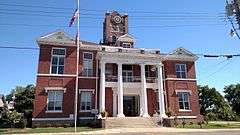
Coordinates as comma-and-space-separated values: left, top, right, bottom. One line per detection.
32, 11, 200, 126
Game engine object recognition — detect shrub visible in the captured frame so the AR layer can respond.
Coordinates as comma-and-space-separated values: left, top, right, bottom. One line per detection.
15, 118, 27, 128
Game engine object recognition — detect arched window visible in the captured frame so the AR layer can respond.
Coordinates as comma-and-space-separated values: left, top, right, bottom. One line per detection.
112, 36, 117, 43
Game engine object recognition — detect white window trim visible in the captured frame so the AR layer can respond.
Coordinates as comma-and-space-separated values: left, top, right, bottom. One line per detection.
83, 52, 94, 77
176, 90, 191, 111
46, 90, 64, 113
50, 48, 66, 75
123, 70, 133, 82
45, 87, 66, 93
79, 89, 94, 112
175, 64, 187, 78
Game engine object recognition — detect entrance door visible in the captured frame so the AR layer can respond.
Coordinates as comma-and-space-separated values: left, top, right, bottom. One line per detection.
123, 96, 139, 116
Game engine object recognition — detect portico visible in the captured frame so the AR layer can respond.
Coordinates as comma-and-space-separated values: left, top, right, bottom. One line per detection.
97, 48, 166, 119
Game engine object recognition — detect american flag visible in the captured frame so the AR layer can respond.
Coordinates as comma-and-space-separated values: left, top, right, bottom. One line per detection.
69, 9, 79, 27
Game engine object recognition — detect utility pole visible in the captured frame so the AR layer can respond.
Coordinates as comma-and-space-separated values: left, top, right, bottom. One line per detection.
225, 0, 240, 39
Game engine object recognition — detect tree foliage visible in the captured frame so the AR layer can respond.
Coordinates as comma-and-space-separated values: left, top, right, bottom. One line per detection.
14, 84, 35, 113
198, 85, 235, 121
224, 83, 240, 115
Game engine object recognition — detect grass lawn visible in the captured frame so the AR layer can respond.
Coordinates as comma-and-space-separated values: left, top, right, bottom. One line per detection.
177, 121, 240, 129
0, 127, 99, 134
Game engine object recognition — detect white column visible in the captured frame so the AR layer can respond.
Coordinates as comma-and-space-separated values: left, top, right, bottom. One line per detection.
141, 64, 149, 117
112, 90, 117, 117
157, 64, 166, 121
99, 61, 105, 113
117, 63, 125, 117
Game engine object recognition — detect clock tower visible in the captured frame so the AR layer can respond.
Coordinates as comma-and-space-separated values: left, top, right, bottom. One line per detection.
103, 11, 133, 47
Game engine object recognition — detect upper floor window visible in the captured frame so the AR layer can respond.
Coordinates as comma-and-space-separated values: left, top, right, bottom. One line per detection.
177, 92, 190, 110
47, 91, 63, 111
83, 52, 93, 77
175, 64, 187, 78
122, 43, 131, 48
80, 91, 92, 111
51, 48, 65, 74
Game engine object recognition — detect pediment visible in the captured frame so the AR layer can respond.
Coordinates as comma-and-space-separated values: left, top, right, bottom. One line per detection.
37, 30, 74, 45
117, 34, 135, 43
171, 47, 196, 57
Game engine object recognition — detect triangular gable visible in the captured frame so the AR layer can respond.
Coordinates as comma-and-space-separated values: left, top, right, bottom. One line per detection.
37, 30, 74, 45
117, 34, 135, 43
171, 47, 197, 57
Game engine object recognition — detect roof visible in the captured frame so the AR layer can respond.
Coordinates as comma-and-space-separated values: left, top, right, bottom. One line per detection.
117, 34, 135, 43
36, 30, 99, 46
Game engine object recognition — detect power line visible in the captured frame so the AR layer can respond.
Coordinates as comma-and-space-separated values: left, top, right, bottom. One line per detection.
0, 3, 224, 15
0, 23, 227, 29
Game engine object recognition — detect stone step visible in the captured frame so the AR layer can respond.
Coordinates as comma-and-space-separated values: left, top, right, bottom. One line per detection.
105, 117, 160, 128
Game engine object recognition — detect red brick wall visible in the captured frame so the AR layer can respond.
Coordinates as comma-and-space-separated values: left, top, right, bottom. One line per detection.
105, 88, 113, 116
33, 76, 75, 118
163, 60, 196, 79
147, 89, 157, 116
163, 60, 200, 116
38, 45, 77, 74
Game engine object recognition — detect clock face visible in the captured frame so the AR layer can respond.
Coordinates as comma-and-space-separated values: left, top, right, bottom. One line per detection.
113, 16, 122, 24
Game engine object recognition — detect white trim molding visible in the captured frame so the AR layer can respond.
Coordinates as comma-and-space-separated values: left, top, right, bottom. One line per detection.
164, 78, 197, 81
179, 109, 192, 112
168, 116, 197, 119
32, 117, 74, 121
45, 87, 67, 93
78, 76, 98, 79
175, 90, 192, 95
45, 110, 63, 113
37, 73, 76, 77
78, 89, 95, 94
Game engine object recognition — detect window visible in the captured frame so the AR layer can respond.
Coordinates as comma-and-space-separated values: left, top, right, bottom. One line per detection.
123, 70, 133, 82
47, 91, 63, 111
51, 48, 65, 74
80, 91, 92, 111
176, 64, 187, 78
83, 52, 93, 77
122, 43, 131, 48
178, 92, 190, 110
112, 36, 117, 43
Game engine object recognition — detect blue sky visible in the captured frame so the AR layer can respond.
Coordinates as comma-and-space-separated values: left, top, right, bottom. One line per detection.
0, 0, 239, 95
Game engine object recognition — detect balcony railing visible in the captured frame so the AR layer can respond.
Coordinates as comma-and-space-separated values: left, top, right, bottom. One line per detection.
105, 75, 157, 83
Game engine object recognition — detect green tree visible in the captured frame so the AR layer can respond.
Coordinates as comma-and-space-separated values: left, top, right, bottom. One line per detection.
198, 85, 234, 120
14, 84, 35, 113
224, 83, 240, 115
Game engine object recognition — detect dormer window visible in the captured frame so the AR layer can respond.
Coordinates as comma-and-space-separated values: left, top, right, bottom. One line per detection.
122, 43, 131, 48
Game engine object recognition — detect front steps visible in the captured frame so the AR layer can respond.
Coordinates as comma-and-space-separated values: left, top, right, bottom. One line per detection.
105, 117, 160, 128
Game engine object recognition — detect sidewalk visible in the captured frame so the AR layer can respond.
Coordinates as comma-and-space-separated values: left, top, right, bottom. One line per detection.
13, 127, 240, 135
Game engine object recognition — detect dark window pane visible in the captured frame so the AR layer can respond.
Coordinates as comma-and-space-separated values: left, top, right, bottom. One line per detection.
58, 66, 64, 74
176, 72, 181, 78
55, 107, 62, 111
84, 53, 93, 60
176, 65, 181, 71
181, 65, 186, 71
59, 57, 64, 65
51, 66, 57, 74
181, 72, 186, 78
184, 102, 190, 110
179, 102, 184, 109
52, 56, 58, 65
48, 102, 54, 110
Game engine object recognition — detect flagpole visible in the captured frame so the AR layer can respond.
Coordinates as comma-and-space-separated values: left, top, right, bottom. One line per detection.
74, 0, 80, 132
